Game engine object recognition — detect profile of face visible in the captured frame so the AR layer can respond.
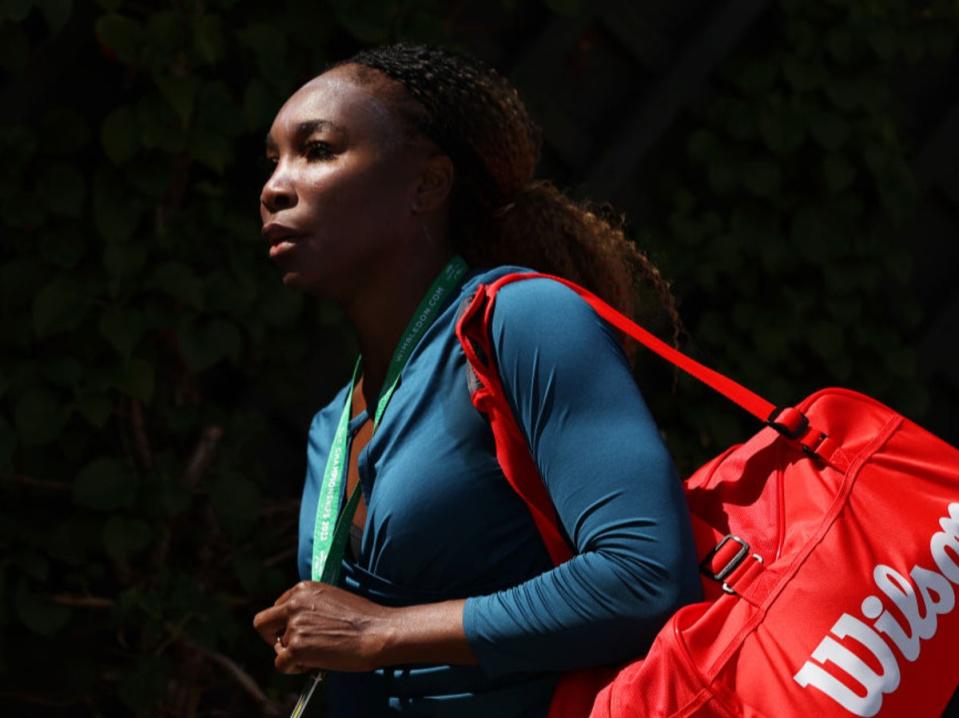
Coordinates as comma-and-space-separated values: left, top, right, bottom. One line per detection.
260, 64, 449, 299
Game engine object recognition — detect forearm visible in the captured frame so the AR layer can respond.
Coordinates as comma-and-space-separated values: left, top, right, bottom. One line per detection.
464, 541, 700, 676
381, 598, 478, 667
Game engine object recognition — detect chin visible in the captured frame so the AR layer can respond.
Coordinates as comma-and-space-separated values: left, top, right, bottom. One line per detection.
281, 271, 313, 292
280, 271, 334, 299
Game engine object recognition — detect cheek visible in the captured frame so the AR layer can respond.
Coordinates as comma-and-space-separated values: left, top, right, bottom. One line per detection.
312, 165, 412, 237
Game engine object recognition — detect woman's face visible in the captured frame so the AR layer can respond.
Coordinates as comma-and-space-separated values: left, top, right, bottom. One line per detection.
260, 65, 428, 298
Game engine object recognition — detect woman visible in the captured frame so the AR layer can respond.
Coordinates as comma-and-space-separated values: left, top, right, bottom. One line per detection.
252, 43, 701, 717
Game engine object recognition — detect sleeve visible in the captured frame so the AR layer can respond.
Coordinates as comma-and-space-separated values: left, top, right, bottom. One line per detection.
462, 278, 703, 676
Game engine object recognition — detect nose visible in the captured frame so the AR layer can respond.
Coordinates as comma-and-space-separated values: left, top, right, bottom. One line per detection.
260, 165, 297, 215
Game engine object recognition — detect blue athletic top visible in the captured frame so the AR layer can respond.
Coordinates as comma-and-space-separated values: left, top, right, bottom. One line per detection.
296, 264, 702, 717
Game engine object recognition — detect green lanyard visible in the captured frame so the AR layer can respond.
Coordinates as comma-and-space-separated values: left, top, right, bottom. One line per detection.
310, 256, 469, 584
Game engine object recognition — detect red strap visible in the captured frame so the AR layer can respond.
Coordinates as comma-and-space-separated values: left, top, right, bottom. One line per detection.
455, 282, 575, 566
485, 272, 778, 423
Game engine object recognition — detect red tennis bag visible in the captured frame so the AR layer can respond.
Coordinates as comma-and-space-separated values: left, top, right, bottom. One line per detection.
454, 271, 959, 718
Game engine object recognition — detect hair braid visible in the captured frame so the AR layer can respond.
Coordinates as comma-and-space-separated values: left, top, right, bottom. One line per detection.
332, 43, 683, 355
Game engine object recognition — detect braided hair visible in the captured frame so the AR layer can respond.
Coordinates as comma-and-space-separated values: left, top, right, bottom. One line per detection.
330, 43, 682, 352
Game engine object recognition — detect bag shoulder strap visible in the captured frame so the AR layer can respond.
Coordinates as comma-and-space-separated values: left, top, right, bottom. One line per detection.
456, 271, 848, 472
491, 272, 778, 420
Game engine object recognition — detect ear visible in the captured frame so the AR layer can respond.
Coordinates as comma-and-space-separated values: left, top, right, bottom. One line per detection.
410, 152, 454, 214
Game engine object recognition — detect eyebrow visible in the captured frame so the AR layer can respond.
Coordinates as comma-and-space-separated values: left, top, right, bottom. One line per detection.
264, 119, 347, 150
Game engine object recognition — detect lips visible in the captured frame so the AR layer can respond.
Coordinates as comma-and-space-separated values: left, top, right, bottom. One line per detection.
262, 223, 306, 261
261, 223, 305, 245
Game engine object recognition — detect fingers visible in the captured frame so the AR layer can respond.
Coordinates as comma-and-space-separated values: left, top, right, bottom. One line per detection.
255, 581, 339, 669
255, 581, 328, 642
274, 580, 319, 606
275, 642, 309, 674
272, 622, 310, 673
253, 603, 289, 645
254, 583, 313, 645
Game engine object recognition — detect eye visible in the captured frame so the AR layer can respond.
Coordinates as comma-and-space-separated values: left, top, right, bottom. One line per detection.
305, 140, 334, 161
261, 155, 278, 176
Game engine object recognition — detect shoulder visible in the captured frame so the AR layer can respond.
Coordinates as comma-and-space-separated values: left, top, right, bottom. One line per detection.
458, 263, 535, 296
495, 276, 596, 326
459, 266, 627, 377
460, 264, 604, 337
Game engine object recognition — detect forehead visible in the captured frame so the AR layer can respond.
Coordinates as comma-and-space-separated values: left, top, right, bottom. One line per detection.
266, 66, 400, 148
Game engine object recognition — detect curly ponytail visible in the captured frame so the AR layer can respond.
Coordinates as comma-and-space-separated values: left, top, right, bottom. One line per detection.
333, 43, 682, 351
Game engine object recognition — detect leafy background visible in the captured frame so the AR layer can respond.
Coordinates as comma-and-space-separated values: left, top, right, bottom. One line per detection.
1, 0, 957, 715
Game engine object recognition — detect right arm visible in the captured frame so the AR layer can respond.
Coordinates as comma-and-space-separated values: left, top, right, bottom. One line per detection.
461, 278, 702, 676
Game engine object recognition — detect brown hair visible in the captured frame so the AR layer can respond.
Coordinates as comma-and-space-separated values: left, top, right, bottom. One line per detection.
332, 43, 682, 352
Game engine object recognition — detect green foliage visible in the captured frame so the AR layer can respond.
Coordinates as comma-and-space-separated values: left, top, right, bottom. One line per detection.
640, 0, 952, 473
0, 1, 567, 712
0, 0, 953, 713
73, 457, 137, 510
15, 580, 73, 636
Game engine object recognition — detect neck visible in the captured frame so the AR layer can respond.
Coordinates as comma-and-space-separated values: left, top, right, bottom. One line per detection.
343, 248, 455, 406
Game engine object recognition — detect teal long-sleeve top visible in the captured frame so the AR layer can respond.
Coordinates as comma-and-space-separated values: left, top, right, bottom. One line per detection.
296, 265, 702, 717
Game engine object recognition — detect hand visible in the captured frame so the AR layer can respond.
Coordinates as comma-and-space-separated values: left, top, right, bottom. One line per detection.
252, 580, 395, 674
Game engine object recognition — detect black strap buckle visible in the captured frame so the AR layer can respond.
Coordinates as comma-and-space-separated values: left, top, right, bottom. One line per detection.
766, 406, 809, 440
700, 534, 750, 582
